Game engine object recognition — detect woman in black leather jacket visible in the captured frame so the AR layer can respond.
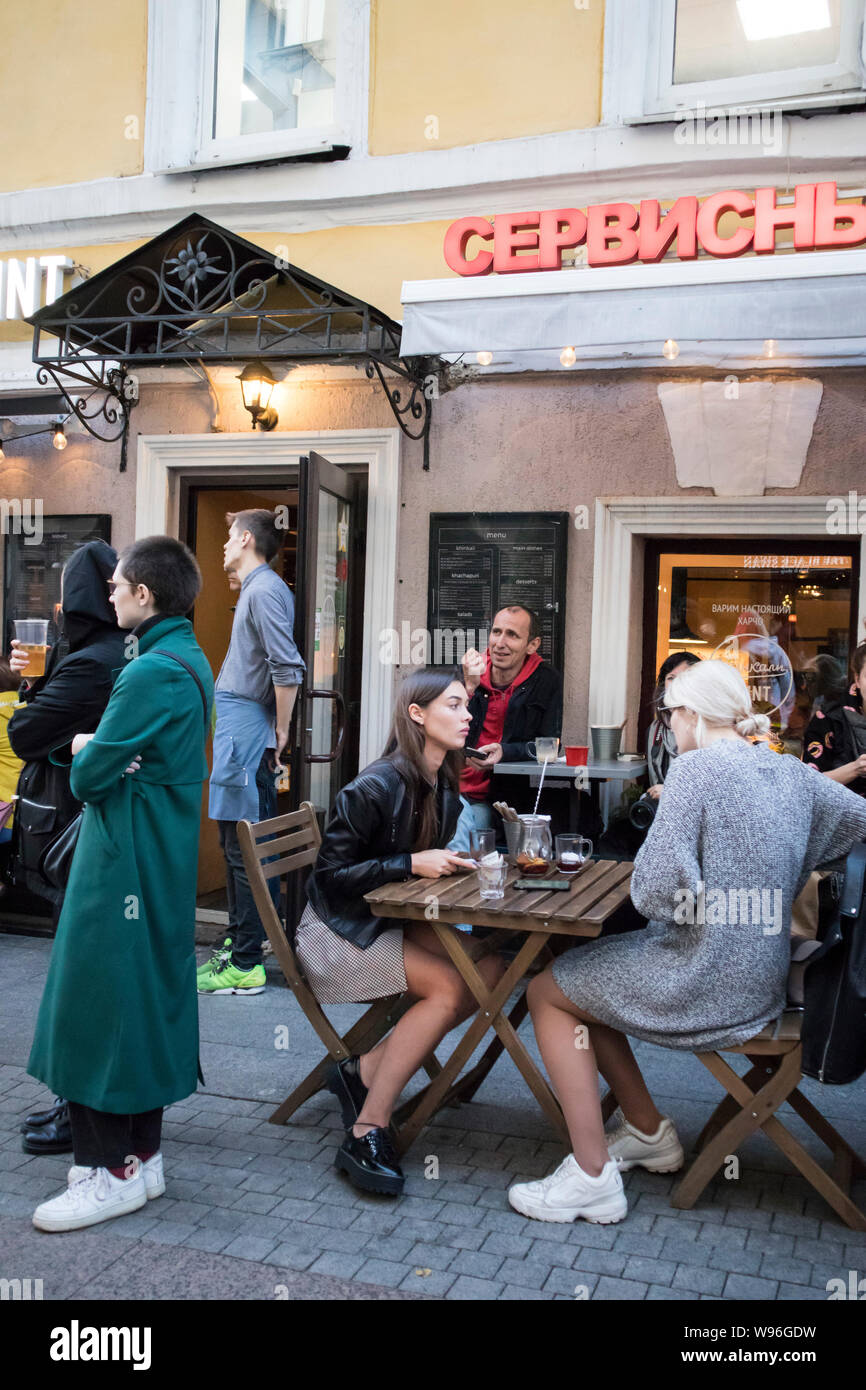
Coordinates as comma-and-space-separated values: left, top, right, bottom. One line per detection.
299, 667, 505, 1196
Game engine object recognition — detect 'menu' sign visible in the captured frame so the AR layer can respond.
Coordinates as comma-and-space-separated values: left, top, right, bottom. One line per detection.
444, 183, 866, 275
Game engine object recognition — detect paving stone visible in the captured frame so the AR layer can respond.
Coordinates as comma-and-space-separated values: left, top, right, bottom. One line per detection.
139, 1221, 199, 1245
240, 1171, 286, 1196
744, 1229, 794, 1256
449, 1249, 505, 1280
695, 1223, 747, 1249
529, 1238, 578, 1269
843, 1246, 866, 1270
269, 1196, 322, 1222
446, 1274, 505, 1300
722, 1272, 779, 1299
398, 1268, 456, 1297
405, 1242, 458, 1271
620, 1256, 677, 1286
264, 1243, 321, 1272
499, 1283, 552, 1299
314, 1226, 370, 1255
794, 1235, 845, 1264
222, 1234, 280, 1262
777, 1282, 831, 1300
722, 1207, 773, 1231
706, 1245, 763, 1277
182, 1227, 236, 1253
230, 1189, 282, 1215
480, 1229, 534, 1259
651, 1215, 698, 1242
515, 1216, 572, 1243
592, 1275, 648, 1300
570, 1248, 627, 1278
435, 1182, 481, 1205
543, 1266, 598, 1298
152, 1199, 207, 1225
671, 1264, 725, 1296
441, 1226, 486, 1251
309, 1251, 365, 1280
353, 1258, 411, 1289
647, 1285, 695, 1300
612, 1230, 665, 1257
660, 1238, 712, 1267
758, 1254, 815, 1286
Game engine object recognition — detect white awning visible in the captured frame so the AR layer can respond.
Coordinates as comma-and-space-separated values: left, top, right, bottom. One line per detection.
400, 248, 866, 370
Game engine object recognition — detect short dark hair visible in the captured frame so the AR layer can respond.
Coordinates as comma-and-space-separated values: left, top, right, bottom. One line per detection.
496, 605, 541, 642
226, 509, 282, 563
852, 642, 866, 682
118, 536, 202, 616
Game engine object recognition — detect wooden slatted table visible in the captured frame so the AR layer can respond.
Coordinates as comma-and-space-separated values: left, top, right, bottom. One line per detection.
364, 858, 634, 1154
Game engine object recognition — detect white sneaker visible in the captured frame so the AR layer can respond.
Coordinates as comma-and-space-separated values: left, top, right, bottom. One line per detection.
508, 1154, 627, 1224
605, 1110, 684, 1172
68, 1152, 165, 1200
33, 1167, 147, 1232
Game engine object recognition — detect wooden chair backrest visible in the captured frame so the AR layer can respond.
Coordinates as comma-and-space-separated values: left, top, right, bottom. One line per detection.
236, 804, 351, 1057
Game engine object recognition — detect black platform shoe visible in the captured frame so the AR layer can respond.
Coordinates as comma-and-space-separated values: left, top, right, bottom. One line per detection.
335, 1126, 404, 1196
326, 1056, 368, 1129
21, 1109, 73, 1155
20, 1097, 67, 1133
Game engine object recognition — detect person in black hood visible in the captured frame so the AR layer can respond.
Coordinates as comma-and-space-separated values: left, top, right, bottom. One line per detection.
8, 539, 127, 1155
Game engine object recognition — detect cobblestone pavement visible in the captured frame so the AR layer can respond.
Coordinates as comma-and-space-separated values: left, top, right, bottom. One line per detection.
1, 934, 864, 1301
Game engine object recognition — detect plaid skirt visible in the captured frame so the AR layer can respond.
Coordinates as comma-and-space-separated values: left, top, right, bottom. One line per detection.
295, 901, 408, 1005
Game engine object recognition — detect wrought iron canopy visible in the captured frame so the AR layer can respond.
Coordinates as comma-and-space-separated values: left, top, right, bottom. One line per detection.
26, 215, 441, 469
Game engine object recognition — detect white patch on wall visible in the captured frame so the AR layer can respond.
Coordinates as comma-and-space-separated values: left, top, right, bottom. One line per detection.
657, 379, 824, 496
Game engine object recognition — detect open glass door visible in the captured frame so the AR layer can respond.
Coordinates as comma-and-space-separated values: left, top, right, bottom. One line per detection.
294, 451, 355, 819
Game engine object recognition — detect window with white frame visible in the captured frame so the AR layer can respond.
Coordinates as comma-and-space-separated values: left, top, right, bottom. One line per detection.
607, 0, 866, 122
146, 0, 367, 173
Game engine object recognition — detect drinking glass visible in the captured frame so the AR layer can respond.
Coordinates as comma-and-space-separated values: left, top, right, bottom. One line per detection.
555, 834, 593, 876
528, 736, 559, 765
14, 619, 49, 679
470, 828, 496, 860
476, 859, 508, 899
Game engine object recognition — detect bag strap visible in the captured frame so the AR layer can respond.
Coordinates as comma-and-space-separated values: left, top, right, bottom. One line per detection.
839, 840, 866, 919
153, 649, 209, 730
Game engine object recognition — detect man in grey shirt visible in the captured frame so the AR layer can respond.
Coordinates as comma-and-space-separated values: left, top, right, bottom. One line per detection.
199, 509, 305, 996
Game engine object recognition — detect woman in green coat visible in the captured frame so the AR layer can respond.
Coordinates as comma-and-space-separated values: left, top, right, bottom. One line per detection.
29, 536, 214, 1233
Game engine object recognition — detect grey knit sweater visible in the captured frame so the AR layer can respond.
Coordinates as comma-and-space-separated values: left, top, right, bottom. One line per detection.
553, 739, 866, 1050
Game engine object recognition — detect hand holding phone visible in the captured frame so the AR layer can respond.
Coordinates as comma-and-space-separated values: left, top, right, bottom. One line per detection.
464, 745, 491, 761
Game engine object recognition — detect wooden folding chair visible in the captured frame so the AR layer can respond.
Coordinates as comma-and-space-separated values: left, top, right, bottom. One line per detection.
668, 1009, 866, 1231
237, 803, 441, 1127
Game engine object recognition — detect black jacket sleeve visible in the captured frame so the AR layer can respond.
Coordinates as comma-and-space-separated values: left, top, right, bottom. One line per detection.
7, 656, 116, 762
311, 773, 412, 905
500, 666, 564, 762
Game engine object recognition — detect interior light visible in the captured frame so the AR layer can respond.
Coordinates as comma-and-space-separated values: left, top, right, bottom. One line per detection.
52, 423, 67, 451
476, 351, 493, 367
736, 0, 831, 42
237, 361, 278, 431
763, 338, 778, 358
560, 346, 577, 367
662, 339, 680, 361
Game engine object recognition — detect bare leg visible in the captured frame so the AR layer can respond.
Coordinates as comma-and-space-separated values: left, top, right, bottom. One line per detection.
527, 969, 663, 1175
353, 935, 503, 1136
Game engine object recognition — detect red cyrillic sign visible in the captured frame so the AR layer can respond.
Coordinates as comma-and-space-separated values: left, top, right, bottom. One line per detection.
443, 183, 866, 274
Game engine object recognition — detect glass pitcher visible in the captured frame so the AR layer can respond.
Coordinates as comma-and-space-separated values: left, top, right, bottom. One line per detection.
515, 814, 553, 876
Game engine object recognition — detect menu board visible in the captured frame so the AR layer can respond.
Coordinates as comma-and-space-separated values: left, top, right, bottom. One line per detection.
428, 513, 568, 671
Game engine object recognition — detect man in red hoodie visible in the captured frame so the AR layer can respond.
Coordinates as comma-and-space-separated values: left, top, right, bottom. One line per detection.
450, 605, 563, 849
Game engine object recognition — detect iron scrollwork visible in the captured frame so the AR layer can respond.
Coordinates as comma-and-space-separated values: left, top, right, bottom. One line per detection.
35, 362, 137, 472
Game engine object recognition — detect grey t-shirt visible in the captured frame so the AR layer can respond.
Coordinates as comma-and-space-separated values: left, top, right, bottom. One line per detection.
215, 564, 305, 710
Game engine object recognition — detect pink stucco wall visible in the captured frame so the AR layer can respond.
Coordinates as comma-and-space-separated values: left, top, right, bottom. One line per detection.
3, 366, 864, 744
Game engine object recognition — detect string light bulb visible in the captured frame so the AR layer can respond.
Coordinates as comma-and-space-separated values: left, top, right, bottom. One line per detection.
662, 339, 680, 361
476, 351, 493, 366
52, 423, 67, 451
560, 345, 577, 367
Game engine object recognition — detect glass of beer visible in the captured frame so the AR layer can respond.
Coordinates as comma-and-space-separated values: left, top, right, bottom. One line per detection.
14, 619, 49, 678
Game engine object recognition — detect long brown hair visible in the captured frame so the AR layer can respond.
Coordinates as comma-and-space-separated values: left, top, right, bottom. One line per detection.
381, 668, 466, 851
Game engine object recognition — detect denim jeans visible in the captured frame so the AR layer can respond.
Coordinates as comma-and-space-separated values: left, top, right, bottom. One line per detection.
220, 752, 281, 972
447, 797, 498, 933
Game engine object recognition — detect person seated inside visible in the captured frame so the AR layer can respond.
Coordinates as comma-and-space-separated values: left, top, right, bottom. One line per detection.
450, 605, 563, 852
802, 642, 866, 798
296, 668, 506, 1197
645, 651, 702, 799
507, 659, 866, 1227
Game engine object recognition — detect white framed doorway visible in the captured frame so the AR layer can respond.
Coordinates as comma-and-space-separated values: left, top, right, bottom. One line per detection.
589, 495, 866, 741
135, 428, 401, 765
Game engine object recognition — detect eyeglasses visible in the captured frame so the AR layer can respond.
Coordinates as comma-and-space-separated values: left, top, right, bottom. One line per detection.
107, 581, 134, 594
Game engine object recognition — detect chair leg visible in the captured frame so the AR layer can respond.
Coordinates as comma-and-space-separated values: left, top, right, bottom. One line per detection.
693, 1063, 767, 1151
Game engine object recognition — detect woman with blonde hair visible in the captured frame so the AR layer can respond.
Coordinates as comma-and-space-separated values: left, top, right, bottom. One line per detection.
508, 659, 866, 1227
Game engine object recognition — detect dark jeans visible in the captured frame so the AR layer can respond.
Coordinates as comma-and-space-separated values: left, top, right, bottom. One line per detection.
219, 752, 281, 972
68, 1102, 163, 1169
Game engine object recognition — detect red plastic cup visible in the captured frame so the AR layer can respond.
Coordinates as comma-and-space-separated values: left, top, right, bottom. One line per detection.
566, 745, 589, 766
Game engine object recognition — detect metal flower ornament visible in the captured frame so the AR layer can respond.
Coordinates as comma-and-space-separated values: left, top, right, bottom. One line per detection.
165, 239, 224, 306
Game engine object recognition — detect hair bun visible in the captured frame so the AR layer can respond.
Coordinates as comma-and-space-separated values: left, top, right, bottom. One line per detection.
735, 711, 771, 737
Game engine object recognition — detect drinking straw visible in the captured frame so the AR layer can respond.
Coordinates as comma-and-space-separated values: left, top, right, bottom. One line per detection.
533, 756, 550, 815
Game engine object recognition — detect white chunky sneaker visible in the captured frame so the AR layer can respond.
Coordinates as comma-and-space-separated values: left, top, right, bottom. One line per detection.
605, 1110, 684, 1173
508, 1154, 627, 1224
33, 1166, 147, 1232
68, 1152, 165, 1200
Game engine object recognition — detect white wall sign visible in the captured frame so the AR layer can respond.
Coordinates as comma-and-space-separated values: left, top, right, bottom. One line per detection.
0, 256, 73, 321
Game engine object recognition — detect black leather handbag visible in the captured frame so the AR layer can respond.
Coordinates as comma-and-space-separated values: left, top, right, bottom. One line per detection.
37, 650, 209, 895
801, 841, 866, 1085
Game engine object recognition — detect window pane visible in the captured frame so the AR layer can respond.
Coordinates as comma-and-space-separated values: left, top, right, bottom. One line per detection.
214, 0, 337, 141
655, 550, 856, 752
673, 0, 843, 83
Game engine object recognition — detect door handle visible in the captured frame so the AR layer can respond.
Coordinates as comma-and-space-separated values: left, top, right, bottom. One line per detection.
305, 688, 346, 763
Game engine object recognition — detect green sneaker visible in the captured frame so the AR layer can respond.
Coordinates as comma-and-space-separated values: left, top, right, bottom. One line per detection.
196, 938, 233, 978
197, 959, 266, 995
